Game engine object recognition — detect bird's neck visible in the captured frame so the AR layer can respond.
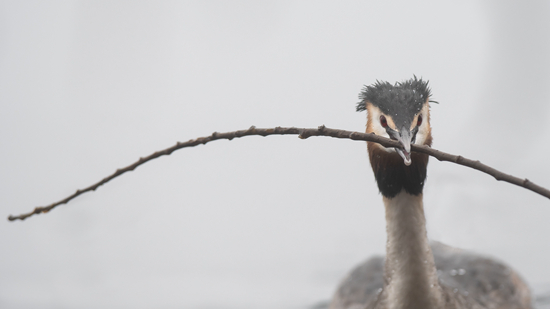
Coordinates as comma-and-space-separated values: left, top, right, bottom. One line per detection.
382, 191, 444, 309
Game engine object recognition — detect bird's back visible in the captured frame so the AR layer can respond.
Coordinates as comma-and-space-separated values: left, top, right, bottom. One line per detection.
329, 242, 532, 309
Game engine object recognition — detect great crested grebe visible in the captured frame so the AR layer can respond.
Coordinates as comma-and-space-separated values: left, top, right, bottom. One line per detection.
329, 77, 531, 309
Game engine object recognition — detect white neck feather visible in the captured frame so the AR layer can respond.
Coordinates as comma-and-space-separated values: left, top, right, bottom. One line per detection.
382, 191, 444, 309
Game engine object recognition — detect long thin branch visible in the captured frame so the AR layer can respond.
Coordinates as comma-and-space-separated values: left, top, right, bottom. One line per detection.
8, 126, 550, 221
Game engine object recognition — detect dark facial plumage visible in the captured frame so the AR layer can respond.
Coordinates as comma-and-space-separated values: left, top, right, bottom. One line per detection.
358, 77, 434, 198
367, 141, 431, 198
357, 76, 432, 131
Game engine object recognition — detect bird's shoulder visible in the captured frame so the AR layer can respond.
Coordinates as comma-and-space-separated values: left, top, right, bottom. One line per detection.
328, 241, 532, 309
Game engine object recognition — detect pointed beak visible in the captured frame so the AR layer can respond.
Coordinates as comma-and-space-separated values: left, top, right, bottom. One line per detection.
395, 127, 413, 166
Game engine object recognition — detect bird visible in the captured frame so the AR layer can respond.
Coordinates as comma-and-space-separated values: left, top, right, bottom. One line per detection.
328, 77, 532, 309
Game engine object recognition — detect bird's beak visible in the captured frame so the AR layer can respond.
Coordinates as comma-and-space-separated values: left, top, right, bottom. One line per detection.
395, 127, 414, 166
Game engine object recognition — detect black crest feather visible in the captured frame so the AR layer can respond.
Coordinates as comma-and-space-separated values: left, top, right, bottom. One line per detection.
356, 76, 433, 113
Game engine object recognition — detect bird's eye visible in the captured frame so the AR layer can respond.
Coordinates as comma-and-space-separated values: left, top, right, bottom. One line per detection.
417, 115, 423, 127
380, 115, 388, 128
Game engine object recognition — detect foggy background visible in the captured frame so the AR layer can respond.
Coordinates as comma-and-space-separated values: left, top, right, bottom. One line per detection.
1, 1, 549, 308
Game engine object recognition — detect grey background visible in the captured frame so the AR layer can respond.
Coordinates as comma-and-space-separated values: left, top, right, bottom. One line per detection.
1, 1, 549, 308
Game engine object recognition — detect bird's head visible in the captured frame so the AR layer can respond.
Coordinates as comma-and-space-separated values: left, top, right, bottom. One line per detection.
357, 77, 434, 198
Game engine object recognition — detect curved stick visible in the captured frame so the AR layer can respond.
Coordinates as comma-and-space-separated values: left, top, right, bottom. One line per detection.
8, 126, 550, 221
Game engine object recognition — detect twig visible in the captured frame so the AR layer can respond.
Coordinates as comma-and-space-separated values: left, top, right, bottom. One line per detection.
8, 126, 550, 221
